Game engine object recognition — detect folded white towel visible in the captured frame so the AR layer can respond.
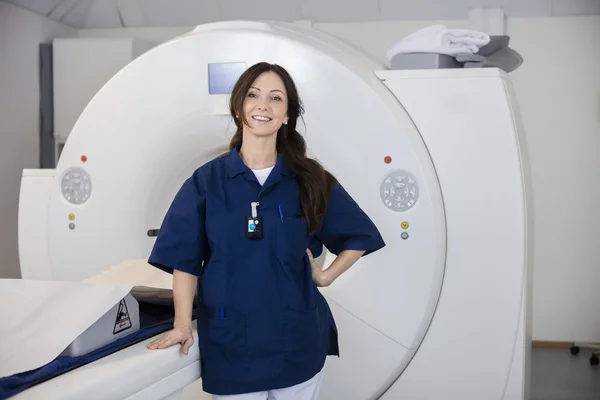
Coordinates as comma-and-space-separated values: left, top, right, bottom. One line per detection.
386, 24, 491, 60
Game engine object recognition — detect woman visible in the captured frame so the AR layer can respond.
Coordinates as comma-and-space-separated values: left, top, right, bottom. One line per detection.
147, 62, 385, 399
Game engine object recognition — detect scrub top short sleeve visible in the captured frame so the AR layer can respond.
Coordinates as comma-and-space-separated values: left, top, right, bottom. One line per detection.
148, 172, 207, 276
316, 182, 385, 256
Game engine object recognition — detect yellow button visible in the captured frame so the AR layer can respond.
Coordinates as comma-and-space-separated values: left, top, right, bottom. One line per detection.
68, 213, 75, 221
401, 221, 409, 229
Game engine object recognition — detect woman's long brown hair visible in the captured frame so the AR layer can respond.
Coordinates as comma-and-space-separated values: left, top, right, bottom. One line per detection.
229, 62, 337, 235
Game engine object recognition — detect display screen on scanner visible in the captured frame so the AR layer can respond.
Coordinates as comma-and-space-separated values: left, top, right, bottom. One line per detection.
208, 62, 247, 95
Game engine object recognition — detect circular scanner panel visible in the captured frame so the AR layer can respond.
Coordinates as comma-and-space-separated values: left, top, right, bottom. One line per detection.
60, 167, 92, 205
380, 169, 419, 212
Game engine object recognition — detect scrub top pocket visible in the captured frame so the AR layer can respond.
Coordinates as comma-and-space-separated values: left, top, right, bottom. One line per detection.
198, 306, 249, 381
282, 304, 321, 367
204, 308, 247, 347
276, 215, 310, 265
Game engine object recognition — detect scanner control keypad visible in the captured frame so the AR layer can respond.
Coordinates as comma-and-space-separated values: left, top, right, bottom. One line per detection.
380, 169, 419, 212
61, 167, 92, 205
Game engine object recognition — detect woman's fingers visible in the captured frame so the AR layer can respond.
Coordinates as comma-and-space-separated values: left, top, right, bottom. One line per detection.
156, 334, 180, 349
147, 333, 168, 349
148, 331, 177, 349
306, 248, 314, 262
181, 337, 194, 355
147, 329, 194, 352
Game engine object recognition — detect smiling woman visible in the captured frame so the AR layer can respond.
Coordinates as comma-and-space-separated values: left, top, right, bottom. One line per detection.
147, 61, 385, 399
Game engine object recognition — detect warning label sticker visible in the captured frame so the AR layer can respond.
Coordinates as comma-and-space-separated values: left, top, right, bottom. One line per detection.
113, 299, 132, 335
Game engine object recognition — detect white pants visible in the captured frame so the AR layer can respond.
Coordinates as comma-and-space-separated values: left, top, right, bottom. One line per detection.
212, 368, 324, 400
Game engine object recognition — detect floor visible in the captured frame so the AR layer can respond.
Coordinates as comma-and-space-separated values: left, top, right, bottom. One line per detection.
531, 347, 600, 400
185, 347, 600, 399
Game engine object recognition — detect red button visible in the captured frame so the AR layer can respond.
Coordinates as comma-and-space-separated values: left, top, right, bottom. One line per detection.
81, 155, 87, 162
384, 156, 392, 164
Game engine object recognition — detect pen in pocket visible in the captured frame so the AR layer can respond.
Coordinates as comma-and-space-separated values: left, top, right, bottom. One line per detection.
278, 204, 284, 224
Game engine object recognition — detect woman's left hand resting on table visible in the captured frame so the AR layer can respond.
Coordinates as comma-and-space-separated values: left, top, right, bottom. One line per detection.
147, 269, 197, 355
307, 248, 365, 287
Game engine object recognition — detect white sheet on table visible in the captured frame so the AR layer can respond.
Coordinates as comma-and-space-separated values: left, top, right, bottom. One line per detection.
0, 258, 174, 378
0, 279, 133, 378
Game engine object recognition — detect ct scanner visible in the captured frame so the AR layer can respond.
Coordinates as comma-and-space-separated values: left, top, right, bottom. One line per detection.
3, 20, 533, 400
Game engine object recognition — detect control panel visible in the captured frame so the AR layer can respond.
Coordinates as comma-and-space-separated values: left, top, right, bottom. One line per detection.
60, 166, 92, 205
380, 169, 419, 212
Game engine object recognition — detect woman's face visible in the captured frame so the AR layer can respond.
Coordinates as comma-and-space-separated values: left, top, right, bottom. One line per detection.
241, 71, 288, 137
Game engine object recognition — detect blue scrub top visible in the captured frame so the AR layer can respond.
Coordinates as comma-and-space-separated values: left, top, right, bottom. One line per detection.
148, 146, 385, 395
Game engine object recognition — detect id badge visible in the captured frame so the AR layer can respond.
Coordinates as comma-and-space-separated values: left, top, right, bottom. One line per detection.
246, 216, 263, 239
246, 201, 263, 239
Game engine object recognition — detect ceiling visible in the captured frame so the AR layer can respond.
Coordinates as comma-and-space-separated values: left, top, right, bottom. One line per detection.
5, 0, 600, 29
